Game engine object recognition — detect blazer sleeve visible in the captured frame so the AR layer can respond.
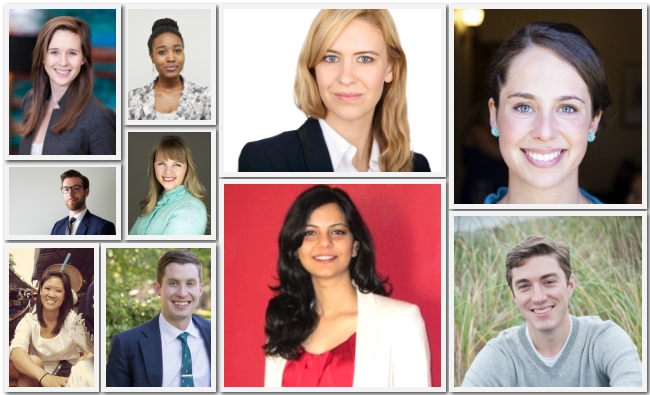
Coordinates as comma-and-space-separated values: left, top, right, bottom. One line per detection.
393, 304, 431, 386
97, 220, 116, 236
106, 334, 133, 387
239, 141, 274, 172
87, 103, 116, 155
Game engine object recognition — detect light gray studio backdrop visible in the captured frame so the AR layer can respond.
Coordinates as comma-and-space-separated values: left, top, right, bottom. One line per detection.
126, 7, 212, 91
8, 167, 118, 235
127, 132, 212, 235
221, 6, 445, 173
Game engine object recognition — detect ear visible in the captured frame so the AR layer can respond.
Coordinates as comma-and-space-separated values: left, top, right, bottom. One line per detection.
567, 274, 575, 297
352, 241, 360, 257
153, 282, 161, 297
198, 282, 204, 297
488, 98, 498, 129
84, 188, 90, 198
589, 109, 603, 136
149, 53, 154, 63
384, 63, 394, 83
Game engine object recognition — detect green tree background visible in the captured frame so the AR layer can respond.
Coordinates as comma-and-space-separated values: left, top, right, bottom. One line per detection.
105, 248, 212, 357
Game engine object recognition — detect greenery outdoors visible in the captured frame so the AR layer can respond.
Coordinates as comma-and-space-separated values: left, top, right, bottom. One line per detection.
454, 216, 643, 386
105, 248, 212, 358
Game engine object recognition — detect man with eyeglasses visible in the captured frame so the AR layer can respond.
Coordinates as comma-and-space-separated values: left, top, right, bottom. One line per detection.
51, 169, 116, 235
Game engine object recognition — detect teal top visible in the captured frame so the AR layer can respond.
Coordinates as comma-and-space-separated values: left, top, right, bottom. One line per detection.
484, 187, 603, 204
129, 185, 207, 235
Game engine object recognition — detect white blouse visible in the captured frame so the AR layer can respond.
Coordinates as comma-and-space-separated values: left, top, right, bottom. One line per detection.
10, 311, 82, 374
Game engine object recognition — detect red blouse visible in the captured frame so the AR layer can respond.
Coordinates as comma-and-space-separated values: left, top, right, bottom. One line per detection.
282, 333, 356, 387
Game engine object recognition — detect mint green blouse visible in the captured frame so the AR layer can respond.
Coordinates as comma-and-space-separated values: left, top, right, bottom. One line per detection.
129, 185, 207, 235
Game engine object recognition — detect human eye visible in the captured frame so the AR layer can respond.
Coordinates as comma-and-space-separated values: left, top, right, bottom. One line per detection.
69, 51, 78, 56
513, 103, 533, 114
559, 105, 577, 114
49, 50, 59, 55
323, 55, 338, 63
61, 187, 70, 194
304, 229, 316, 237
174, 162, 183, 167
517, 283, 529, 291
332, 229, 347, 236
158, 50, 165, 55
358, 56, 373, 63
545, 279, 556, 285
175, 48, 183, 54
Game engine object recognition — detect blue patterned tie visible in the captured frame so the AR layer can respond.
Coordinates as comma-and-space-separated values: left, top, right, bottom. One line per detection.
177, 332, 194, 387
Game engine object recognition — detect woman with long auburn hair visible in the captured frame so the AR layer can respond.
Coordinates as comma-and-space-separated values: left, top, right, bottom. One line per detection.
129, 135, 208, 235
239, 9, 429, 172
18, 16, 116, 155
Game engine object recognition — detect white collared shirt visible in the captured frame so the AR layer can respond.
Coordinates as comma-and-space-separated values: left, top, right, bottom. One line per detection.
68, 208, 87, 235
524, 319, 573, 367
158, 314, 210, 387
319, 119, 381, 172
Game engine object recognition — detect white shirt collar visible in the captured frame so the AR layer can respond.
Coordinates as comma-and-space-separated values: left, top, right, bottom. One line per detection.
318, 118, 381, 172
158, 313, 199, 344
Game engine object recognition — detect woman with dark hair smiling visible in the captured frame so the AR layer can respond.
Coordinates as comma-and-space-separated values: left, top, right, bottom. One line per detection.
18, 16, 116, 155
485, 22, 612, 204
264, 185, 430, 387
9, 271, 84, 387
128, 18, 211, 120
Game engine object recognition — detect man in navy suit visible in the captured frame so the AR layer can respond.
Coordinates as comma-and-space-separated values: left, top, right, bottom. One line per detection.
106, 250, 211, 387
51, 169, 115, 235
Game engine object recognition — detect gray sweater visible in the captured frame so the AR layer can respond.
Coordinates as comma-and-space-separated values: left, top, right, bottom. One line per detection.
461, 315, 642, 387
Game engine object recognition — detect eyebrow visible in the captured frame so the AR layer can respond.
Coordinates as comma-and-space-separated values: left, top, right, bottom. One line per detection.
48, 47, 81, 52
155, 44, 183, 50
325, 49, 381, 57
514, 272, 559, 286
305, 223, 349, 228
507, 92, 586, 104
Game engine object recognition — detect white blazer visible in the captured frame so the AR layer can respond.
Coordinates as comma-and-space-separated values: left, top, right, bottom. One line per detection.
265, 289, 431, 387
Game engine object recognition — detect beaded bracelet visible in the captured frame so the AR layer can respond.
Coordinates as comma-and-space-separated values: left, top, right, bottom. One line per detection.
39, 372, 49, 385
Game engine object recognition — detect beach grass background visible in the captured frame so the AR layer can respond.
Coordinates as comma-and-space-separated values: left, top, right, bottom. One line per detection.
453, 215, 643, 386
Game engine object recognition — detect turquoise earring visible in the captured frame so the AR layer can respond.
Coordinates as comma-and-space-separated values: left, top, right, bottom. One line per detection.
587, 132, 596, 143
491, 127, 499, 138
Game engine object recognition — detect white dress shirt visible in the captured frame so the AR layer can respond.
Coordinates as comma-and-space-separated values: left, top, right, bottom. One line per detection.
158, 314, 210, 387
319, 119, 381, 172
68, 208, 87, 235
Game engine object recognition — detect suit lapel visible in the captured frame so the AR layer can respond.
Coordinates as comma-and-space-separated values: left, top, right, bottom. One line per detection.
353, 290, 379, 386
140, 316, 164, 386
76, 211, 92, 235
298, 119, 335, 172
193, 315, 211, 357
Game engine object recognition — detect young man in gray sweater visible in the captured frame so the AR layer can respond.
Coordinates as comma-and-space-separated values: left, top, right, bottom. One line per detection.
462, 235, 642, 387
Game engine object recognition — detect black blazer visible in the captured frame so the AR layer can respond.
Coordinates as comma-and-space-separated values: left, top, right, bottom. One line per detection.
239, 118, 430, 172
19, 89, 116, 155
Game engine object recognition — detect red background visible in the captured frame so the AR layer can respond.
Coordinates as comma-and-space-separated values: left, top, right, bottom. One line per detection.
224, 183, 442, 387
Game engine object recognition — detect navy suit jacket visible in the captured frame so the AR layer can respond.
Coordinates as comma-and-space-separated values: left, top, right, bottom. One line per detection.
50, 210, 116, 235
106, 314, 211, 387
238, 118, 431, 172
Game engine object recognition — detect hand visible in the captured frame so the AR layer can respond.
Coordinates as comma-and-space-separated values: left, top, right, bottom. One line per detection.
41, 374, 68, 387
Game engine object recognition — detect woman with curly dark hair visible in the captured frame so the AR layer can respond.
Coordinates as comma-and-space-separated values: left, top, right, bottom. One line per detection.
264, 185, 430, 387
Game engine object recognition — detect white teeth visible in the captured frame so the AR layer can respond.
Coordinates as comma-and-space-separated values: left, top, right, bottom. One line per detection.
174, 301, 189, 306
533, 306, 552, 314
526, 150, 561, 162
314, 256, 334, 260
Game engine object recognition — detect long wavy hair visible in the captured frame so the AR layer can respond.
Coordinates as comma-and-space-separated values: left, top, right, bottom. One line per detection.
138, 135, 206, 216
294, 9, 413, 172
264, 185, 390, 359
36, 271, 74, 336
18, 16, 94, 137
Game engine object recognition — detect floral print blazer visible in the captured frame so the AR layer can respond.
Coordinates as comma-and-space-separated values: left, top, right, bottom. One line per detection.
128, 76, 211, 120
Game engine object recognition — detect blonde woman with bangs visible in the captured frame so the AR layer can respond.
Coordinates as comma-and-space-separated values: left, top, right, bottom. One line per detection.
129, 135, 207, 235
238, 9, 430, 172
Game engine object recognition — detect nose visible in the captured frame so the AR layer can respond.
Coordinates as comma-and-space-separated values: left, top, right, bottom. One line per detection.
317, 232, 333, 248
531, 284, 547, 304
166, 51, 176, 62
338, 59, 357, 86
530, 111, 559, 141
177, 283, 189, 297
